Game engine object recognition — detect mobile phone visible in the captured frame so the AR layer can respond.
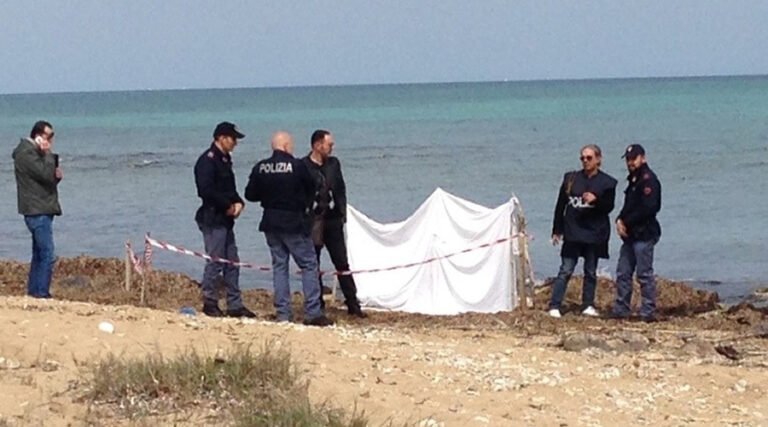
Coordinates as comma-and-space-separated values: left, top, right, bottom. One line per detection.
34, 136, 44, 146
53, 154, 59, 167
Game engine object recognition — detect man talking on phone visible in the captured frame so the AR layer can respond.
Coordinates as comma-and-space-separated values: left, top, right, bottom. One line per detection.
13, 120, 63, 298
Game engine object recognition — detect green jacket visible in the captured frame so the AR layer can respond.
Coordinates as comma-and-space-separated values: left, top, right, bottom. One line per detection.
12, 138, 62, 216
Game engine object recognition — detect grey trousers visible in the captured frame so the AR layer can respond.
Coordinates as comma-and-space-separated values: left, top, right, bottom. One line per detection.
199, 225, 244, 310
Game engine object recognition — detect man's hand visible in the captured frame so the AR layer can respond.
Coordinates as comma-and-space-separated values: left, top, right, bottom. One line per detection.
38, 139, 52, 153
582, 192, 597, 204
551, 234, 563, 246
616, 219, 628, 238
55, 167, 63, 180
227, 202, 244, 218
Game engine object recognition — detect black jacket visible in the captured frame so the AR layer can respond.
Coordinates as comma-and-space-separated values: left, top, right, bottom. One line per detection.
618, 163, 662, 242
245, 150, 315, 234
552, 169, 617, 252
301, 155, 347, 222
194, 143, 243, 228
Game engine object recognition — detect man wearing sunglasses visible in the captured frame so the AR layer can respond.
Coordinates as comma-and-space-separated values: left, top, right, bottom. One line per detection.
13, 120, 63, 298
548, 144, 617, 318
302, 130, 366, 318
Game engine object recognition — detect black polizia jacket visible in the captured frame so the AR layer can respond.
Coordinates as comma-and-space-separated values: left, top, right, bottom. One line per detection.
245, 150, 315, 234
552, 169, 618, 257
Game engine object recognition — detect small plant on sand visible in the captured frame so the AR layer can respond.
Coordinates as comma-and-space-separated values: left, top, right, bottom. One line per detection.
80, 341, 367, 426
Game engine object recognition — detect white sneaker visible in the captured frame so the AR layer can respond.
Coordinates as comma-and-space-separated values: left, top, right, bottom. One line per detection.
582, 306, 600, 317
548, 308, 562, 318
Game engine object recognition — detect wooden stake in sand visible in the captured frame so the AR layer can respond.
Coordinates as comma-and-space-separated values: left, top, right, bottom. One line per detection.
124, 240, 132, 291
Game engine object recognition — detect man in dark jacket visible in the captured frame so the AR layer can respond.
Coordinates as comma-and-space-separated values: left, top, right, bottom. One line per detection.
13, 120, 63, 298
611, 144, 662, 322
193, 122, 255, 318
245, 131, 333, 327
302, 130, 366, 318
549, 144, 617, 318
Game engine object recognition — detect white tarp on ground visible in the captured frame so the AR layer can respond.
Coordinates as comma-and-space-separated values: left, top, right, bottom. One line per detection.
346, 188, 522, 315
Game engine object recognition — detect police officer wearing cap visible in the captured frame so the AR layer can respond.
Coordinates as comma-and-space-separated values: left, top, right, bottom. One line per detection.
193, 122, 256, 318
244, 131, 334, 327
611, 144, 662, 322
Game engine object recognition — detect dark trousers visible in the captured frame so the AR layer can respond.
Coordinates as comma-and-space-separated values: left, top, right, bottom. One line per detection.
549, 247, 598, 310
24, 215, 55, 298
199, 224, 243, 310
315, 219, 360, 309
613, 239, 656, 318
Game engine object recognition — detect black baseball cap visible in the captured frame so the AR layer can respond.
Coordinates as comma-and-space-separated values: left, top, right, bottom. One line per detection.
213, 122, 245, 139
621, 144, 645, 159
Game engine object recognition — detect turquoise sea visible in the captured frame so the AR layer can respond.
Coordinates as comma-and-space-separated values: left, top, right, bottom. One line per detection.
1, 76, 766, 303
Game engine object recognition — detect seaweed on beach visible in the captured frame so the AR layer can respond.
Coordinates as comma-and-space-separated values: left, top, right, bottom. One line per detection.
0, 256, 765, 335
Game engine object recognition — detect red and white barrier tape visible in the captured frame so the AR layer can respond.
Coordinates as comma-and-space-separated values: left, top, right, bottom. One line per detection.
144, 231, 527, 276
125, 241, 144, 274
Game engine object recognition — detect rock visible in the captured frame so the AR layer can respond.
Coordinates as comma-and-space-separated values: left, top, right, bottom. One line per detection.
733, 379, 747, 393
680, 338, 716, 357
715, 345, 741, 361
561, 332, 613, 352
418, 418, 443, 427
612, 331, 650, 352
753, 321, 768, 338
98, 321, 115, 334
0, 357, 21, 370
42, 360, 60, 372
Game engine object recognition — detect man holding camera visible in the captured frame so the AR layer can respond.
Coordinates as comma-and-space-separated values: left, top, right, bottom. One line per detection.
302, 130, 366, 318
13, 120, 63, 298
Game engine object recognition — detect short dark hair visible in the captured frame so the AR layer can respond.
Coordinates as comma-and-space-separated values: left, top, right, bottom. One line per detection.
30, 120, 53, 139
310, 129, 330, 148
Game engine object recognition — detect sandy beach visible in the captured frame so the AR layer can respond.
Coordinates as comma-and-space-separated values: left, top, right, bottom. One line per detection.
1, 257, 767, 426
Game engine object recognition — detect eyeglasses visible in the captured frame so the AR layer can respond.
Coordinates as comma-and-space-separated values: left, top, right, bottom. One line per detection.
580, 155, 593, 161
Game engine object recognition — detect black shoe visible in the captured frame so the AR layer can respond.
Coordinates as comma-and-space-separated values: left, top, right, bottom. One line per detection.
321, 285, 333, 295
640, 316, 658, 323
203, 304, 224, 317
227, 307, 257, 318
347, 305, 368, 318
303, 315, 335, 327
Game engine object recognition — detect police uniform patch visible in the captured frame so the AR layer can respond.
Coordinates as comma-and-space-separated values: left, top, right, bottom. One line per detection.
207, 151, 214, 158
644, 186, 652, 195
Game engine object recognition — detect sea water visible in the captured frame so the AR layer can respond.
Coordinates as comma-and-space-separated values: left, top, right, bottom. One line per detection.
1, 77, 766, 302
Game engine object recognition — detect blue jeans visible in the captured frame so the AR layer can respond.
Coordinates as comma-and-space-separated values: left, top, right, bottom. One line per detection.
265, 231, 323, 321
549, 249, 598, 310
200, 225, 243, 310
613, 239, 656, 318
24, 215, 55, 298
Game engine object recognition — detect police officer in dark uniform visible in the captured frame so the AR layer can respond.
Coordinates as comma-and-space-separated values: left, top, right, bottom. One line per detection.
548, 144, 617, 318
244, 131, 333, 326
193, 122, 255, 318
302, 130, 366, 318
611, 144, 662, 322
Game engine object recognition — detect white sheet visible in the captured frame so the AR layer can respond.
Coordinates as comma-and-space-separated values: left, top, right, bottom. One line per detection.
346, 188, 520, 315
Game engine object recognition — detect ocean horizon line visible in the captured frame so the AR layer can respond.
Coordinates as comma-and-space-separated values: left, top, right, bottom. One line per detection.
2, 72, 767, 97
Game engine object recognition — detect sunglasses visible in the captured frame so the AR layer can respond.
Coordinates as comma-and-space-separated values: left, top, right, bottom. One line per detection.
580, 155, 594, 161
